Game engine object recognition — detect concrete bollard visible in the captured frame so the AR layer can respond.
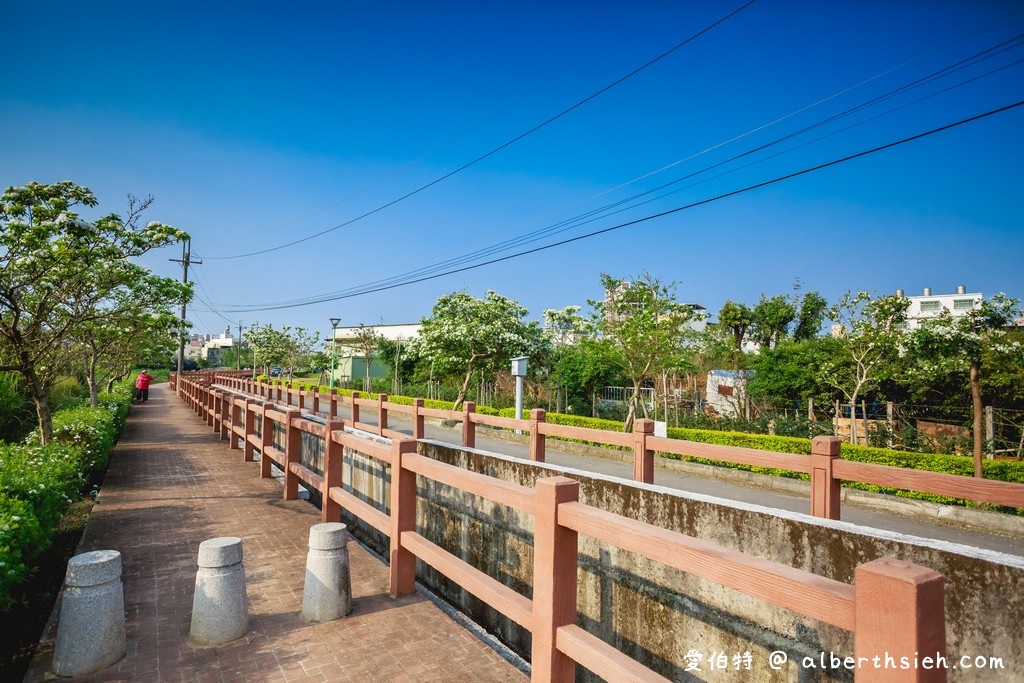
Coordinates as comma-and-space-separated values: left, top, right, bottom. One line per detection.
301, 523, 352, 622
189, 537, 248, 646
52, 550, 126, 676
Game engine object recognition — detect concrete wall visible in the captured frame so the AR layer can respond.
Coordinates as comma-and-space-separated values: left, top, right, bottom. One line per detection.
339, 438, 1024, 682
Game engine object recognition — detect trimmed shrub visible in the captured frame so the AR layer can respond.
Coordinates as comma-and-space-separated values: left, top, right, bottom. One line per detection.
0, 444, 85, 532
0, 381, 133, 609
0, 495, 43, 609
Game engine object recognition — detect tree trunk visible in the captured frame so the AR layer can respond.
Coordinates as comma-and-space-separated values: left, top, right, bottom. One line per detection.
86, 355, 99, 407
452, 365, 475, 412
24, 367, 53, 445
971, 359, 984, 478
623, 380, 644, 433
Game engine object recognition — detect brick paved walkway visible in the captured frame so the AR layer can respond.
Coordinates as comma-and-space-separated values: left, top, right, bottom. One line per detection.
24, 384, 528, 682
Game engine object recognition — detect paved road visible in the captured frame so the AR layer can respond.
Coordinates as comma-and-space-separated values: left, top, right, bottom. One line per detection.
255, 388, 1024, 557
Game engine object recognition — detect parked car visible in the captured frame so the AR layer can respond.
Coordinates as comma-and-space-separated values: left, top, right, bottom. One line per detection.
270, 367, 282, 377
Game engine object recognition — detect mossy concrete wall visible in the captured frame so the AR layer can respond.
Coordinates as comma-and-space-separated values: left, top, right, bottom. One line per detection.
339, 438, 1024, 682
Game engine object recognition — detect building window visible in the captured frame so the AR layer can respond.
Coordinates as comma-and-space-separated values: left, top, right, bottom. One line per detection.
953, 299, 976, 310
919, 300, 941, 311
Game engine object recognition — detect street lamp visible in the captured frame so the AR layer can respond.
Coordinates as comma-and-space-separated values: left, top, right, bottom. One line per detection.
329, 317, 341, 391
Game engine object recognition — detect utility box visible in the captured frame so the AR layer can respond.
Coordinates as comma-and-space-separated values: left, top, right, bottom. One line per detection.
511, 356, 528, 377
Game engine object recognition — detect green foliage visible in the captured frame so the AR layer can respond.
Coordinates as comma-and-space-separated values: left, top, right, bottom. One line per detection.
748, 338, 839, 409
792, 290, 829, 341
0, 373, 34, 443
0, 181, 189, 443
0, 444, 84, 532
0, 381, 130, 609
750, 294, 796, 349
550, 338, 621, 417
0, 496, 43, 609
715, 300, 754, 355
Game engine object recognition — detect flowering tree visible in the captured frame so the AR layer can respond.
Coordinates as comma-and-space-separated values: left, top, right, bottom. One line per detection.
246, 324, 320, 376
910, 293, 1022, 476
819, 291, 908, 444
0, 182, 189, 443
417, 290, 546, 410
591, 273, 695, 432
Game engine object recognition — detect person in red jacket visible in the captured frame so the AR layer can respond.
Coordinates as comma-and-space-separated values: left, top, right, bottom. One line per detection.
135, 369, 154, 404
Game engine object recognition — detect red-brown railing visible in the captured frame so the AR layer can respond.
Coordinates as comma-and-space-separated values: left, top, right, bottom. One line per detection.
173, 374, 949, 683
187, 373, 1024, 521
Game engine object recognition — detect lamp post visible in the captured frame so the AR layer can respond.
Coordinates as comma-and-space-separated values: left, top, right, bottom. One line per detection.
329, 318, 341, 391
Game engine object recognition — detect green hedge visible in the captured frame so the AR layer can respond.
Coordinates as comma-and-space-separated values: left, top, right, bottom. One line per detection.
0, 384, 132, 609
0, 495, 43, 609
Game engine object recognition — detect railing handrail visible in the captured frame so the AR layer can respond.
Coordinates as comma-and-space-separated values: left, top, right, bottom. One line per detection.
194, 375, 1024, 518
176, 375, 948, 683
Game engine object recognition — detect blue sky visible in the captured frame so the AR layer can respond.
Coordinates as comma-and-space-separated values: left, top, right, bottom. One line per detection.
3, 1, 1022, 339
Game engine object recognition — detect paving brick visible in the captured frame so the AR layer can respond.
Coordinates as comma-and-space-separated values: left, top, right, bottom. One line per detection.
23, 384, 527, 682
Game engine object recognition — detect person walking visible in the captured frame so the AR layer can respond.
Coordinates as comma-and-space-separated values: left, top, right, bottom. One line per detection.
135, 369, 154, 404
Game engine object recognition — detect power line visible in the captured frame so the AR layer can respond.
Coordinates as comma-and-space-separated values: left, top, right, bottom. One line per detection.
218, 2, 678, 243
212, 37, 1024, 312
216, 100, 1023, 313
201, 0, 759, 261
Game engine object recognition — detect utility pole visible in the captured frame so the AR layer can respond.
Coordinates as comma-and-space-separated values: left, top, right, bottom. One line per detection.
170, 238, 201, 393
237, 321, 244, 371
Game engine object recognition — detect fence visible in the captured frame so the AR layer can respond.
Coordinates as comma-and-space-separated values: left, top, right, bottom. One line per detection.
175, 372, 1024, 521
173, 372, 951, 682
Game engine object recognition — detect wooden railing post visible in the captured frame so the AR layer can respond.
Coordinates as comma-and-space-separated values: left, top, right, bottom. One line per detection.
283, 410, 302, 500
388, 439, 419, 597
412, 398, 425, 439
311, 386, 320, 415
228, 398, 241, 450
351, 391, 360, 426
854, 558, 945, 682
378, 393, 388, 436
633, 418, 655, 484
532, 476, 580, 683
260, 410, 275, 478
243, 399, 256, 462
329, 388, 338, 419
530, 409, 547, 462
811, 436, 842, 520
206, 388, 216, 428
296, 384, 304, 411
462, 402, 476, 449
219, 392, 230, 440
321, 419, 345, 523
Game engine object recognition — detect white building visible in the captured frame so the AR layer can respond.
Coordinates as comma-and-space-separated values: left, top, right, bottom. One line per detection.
899, 285, 982, 330
330, 322, 420, 354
